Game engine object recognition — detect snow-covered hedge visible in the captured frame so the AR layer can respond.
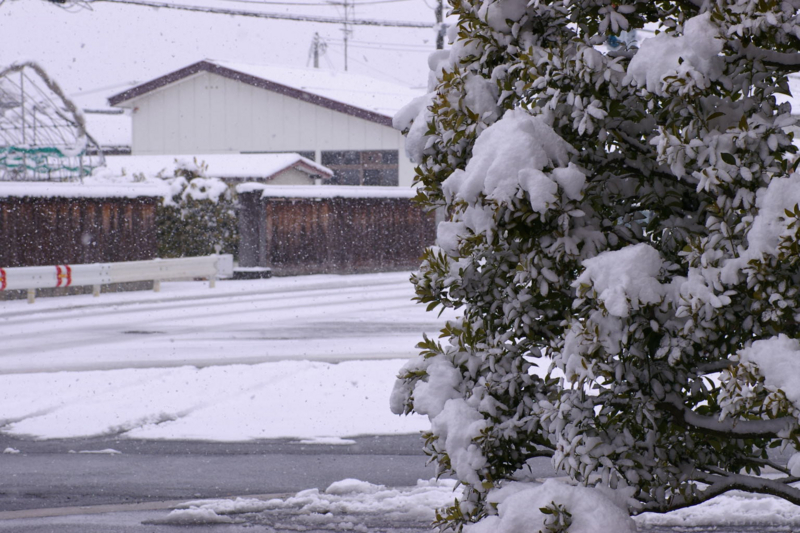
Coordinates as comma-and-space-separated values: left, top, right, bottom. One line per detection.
392, 1, 800, 532
91, 158, 238, 259
155, 160, 238, 259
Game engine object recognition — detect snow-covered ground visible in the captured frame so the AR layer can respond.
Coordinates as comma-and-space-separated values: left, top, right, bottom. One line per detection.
2, 272, 800, 530
0, 272, 450, 441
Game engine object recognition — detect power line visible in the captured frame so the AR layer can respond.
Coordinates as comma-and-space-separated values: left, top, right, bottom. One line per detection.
327, 41, 432, 53
76, 0, 434, 27
331, 38, 434, 48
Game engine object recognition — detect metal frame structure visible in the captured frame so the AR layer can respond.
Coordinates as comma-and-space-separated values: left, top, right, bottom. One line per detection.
0, 62, 104, 181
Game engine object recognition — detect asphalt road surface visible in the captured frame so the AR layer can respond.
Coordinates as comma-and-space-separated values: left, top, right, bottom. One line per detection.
0, 434, 451, 513
0, 435, 792, 532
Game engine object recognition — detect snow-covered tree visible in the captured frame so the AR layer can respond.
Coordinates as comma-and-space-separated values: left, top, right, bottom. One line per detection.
392, 1, 800, 531
156, 159, 238, 259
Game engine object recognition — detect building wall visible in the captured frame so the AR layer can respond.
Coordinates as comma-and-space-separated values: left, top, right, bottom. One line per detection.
129, 72, 415, 187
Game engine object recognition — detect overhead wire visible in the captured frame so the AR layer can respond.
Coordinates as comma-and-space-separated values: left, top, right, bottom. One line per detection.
63, 0, 433, 27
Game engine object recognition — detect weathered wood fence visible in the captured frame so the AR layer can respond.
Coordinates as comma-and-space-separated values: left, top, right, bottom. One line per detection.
0, 183, 160, 298
1, 196, 157, 267
237, 185, 436, 276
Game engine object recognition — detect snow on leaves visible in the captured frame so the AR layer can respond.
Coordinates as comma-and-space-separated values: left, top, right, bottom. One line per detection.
394, 0, 800, 532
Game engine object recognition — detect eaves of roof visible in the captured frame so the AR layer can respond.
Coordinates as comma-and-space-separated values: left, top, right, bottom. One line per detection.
107, 60, 393, 128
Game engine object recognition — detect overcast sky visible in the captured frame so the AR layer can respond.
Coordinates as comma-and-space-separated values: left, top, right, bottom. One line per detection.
1, 0, 445, 108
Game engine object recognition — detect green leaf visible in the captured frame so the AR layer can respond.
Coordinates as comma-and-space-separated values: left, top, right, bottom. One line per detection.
720, 152, 736, 165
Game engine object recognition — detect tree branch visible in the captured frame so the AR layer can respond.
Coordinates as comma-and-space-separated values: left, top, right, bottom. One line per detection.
660, 393, 796, 438
639, 469, 800, 513
741, 44, 800, 70
693, 360, 733, 374
697, 471, 800, 504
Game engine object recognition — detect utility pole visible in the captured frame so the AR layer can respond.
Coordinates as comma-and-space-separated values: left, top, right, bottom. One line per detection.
309, 32, 327, 68
435, 0, 444, 50
342, 0, 352, 71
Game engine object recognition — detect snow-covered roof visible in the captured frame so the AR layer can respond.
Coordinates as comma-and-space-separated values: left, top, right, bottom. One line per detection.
108, 60, 422, 127
103, 153, 333, 180
237, 183, 416, 199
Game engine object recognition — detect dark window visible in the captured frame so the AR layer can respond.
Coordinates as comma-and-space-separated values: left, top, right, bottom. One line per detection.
330, 169, 362, 186
321, 150, 399, 186
364, 168, 398, 187
321, 151, 360, 166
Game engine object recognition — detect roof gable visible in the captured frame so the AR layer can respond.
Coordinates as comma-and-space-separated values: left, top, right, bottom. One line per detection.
108, 60, 419, 128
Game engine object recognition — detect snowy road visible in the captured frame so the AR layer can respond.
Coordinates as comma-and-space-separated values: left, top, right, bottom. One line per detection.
0, 435, 443, 513
0, 272, 451, 374
0, 272, 456, 441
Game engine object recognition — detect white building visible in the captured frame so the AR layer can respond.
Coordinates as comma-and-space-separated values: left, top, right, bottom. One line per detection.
108, 60, 422, 187
102, 153, 333, 185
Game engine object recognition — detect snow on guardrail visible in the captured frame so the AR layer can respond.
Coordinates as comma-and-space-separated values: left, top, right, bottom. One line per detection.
0, 255, 234, 303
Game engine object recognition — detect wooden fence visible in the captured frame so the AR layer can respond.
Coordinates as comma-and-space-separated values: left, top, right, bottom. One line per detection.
1, 195, 158, 267
238, 186, 436, 276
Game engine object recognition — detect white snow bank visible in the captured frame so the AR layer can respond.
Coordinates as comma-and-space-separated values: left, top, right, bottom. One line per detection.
157, 507, 236, 525
164, 478, 460, 525
159, 477, 800, 530
636, 489, 800, 528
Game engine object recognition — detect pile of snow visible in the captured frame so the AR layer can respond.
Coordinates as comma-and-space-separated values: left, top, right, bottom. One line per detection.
158, 478, 460, 526
636, 490, 800, 528
154, 477, 800, 531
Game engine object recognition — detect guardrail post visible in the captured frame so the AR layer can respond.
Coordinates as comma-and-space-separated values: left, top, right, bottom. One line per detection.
27, 288, 35, 304
153, 280, 161, 293
210, 277, 216, 289
93, 285, 101, 297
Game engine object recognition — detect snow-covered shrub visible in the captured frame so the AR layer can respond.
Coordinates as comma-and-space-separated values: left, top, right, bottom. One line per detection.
156, 159, 238, 259
392, 0, 800, 531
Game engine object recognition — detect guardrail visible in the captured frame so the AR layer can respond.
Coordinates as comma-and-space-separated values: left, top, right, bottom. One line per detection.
0, 255, 234, 303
